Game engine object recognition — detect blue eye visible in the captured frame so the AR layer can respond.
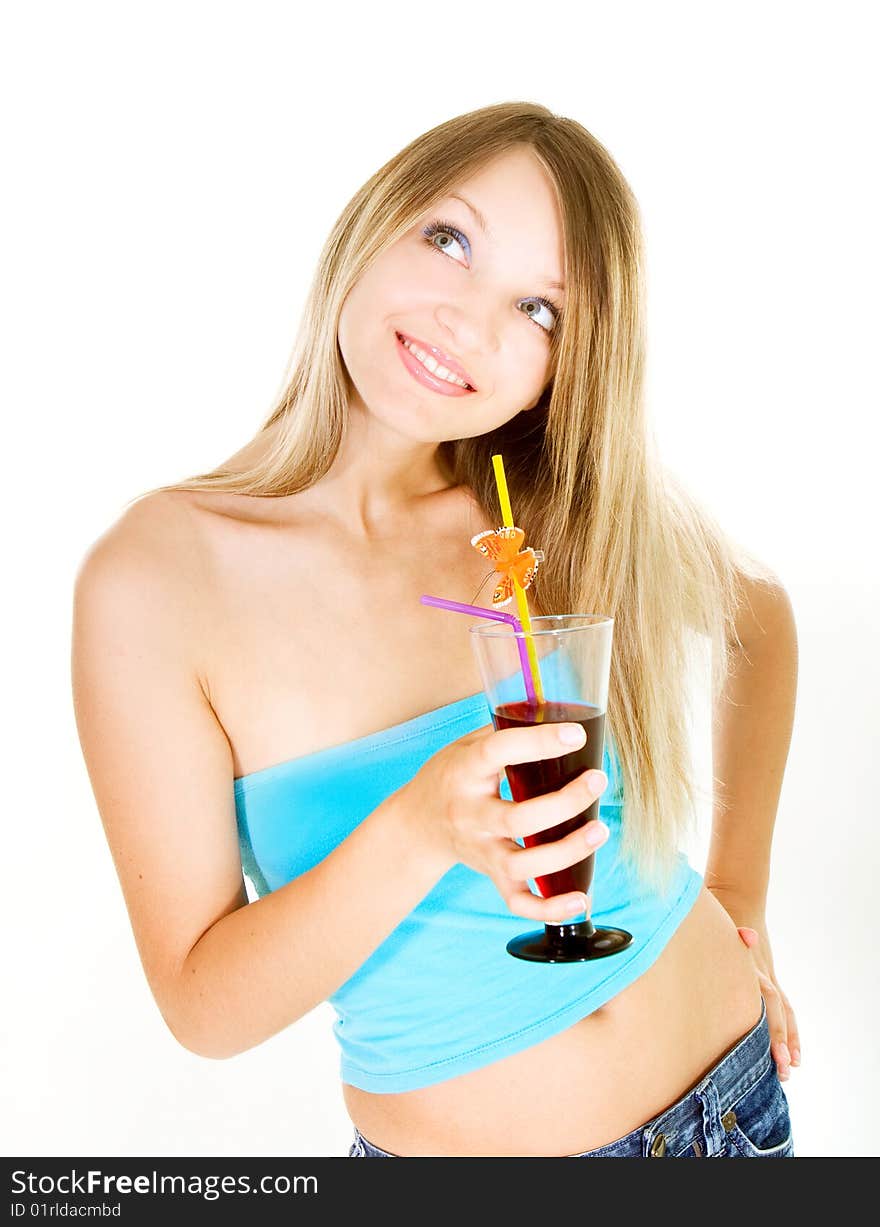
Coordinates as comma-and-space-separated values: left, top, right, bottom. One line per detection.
422, 218, 471, 260
421, 218, 561, 334
520, 295, 559, 332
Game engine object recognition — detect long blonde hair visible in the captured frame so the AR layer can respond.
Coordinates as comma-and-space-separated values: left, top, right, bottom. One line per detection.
130, 101, 778, 897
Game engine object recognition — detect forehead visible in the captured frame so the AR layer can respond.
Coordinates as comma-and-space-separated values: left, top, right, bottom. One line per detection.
460, 147, 558, 210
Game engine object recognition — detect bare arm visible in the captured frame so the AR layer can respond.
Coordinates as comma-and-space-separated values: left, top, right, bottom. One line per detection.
71, 497, 450, 1061
181, 792, 442, 1058
706, 577, 798, 919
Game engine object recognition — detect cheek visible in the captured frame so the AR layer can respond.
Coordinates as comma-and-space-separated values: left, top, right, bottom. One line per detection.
495, 337, 551, 402
338, 276, 394, 366
374, 245, 430, 302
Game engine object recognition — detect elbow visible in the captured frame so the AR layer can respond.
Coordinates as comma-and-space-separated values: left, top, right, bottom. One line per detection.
180, 1040, 241, 1062
168, 1024, 233, 1061
158, 995, 245, 1061
167, 1019, 243, 1061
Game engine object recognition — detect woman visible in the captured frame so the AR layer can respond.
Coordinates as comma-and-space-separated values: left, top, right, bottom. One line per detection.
71, 101, 800, 1157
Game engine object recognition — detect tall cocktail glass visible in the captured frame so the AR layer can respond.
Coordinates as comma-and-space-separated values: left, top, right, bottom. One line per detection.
469, 614, 634, 963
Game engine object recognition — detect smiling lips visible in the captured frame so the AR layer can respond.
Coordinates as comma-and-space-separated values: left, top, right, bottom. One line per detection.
395, 331, 477, 397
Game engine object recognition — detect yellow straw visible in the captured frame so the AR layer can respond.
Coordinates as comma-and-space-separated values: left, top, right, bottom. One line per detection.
491, 454, 545, 706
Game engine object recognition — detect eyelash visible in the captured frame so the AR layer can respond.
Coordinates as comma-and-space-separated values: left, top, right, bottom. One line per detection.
420, 218, 562, 333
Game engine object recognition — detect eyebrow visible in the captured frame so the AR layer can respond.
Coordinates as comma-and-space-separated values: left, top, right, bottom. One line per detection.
448, 191, 566, 294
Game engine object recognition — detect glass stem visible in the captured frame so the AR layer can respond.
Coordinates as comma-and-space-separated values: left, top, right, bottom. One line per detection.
545, 918, 596, 941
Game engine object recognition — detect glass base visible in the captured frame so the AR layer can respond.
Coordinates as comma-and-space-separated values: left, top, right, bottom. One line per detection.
506, 918, 634, 963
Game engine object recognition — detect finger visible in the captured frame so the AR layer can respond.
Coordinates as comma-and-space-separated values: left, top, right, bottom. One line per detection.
504, 768, 608, 840
778, 988, 801, 1066
502, 818, 609, 882
504, 882, 590, 924
759, 980, 791, 1080
475, 720, 591, 783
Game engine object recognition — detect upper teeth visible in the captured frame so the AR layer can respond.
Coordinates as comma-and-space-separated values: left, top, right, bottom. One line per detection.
401, 336, 471, 388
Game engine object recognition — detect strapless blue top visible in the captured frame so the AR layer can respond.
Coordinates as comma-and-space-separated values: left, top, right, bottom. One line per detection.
234, 666, 702, 1093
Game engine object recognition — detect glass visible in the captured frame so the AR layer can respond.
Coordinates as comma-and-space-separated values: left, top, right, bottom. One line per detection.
469, 614, 633, 963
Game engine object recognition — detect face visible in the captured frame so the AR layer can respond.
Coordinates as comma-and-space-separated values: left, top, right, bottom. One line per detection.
337, 146, 566, 443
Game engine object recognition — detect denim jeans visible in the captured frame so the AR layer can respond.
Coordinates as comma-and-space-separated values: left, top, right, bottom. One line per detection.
347, 995, 794, 1158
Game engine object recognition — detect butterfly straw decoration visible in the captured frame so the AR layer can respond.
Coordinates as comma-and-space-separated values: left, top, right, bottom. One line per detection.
469, 526, 545, 609
420, 454, 546, 705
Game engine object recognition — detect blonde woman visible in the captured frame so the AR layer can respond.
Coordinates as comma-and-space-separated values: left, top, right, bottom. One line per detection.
71, 102, 800, 1158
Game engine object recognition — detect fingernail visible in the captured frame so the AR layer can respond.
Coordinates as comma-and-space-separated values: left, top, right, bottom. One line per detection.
780, 1042, 791, 1065
591, 771, 608, 792
553, 895, 588, 922
791, 1048, 801, 1065
585, 822, 609, 847
560, 724, 586, 745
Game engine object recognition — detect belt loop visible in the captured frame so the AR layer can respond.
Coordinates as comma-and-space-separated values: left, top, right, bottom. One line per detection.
695, 1078, 726, 1157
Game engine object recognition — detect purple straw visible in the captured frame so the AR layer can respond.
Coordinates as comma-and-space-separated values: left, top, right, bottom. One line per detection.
420, 594, 537, 704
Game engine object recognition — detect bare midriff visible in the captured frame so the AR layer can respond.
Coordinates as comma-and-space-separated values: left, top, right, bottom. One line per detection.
176, 478, 763, 1159
342, 885, 763, 1156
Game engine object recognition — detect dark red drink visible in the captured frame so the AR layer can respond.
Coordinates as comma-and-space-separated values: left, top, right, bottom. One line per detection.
492, 699, 605, 900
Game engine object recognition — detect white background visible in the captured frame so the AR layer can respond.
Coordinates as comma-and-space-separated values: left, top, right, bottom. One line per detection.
2, 0, 877, 1159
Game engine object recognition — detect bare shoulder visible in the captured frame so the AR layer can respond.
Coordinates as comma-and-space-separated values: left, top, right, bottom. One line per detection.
78, 489, 216, 591
74, 490, 214, 688
78, 490, 205, 574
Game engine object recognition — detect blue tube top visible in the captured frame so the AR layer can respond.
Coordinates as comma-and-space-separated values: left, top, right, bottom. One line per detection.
234, 690, 703, 1094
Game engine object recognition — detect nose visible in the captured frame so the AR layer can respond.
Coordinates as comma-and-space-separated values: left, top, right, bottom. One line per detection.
433, 301, 499, 379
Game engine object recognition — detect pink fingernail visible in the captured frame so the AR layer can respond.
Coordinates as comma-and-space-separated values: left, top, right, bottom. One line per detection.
585, 822, 609, 847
